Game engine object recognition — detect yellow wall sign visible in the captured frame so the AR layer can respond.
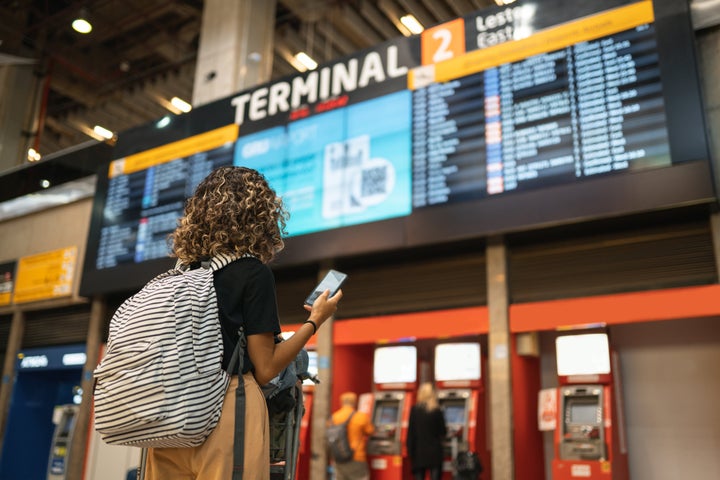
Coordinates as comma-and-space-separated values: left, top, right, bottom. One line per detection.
13, 247, 78, 304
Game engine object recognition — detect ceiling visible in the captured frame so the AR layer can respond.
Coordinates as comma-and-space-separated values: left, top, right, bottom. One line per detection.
0, 0, 496, 159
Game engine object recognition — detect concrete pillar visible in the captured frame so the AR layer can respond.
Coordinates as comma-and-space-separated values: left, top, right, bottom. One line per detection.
310, 264, 335, 480
486, 236, 515, 479
711, 212, 720, 280
67, 296, 105, 480
192, 0, 277, 107
0, 309, 24, 455
0, 63, 38, 171
696, 26, 720, 195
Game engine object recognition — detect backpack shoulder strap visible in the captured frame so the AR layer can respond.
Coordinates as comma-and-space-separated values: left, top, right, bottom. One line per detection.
230, 327, 248, 480
207, 253, 241, 271
207, 253, 256, 271
344, 410, 355, 425
174, 253, 252, 273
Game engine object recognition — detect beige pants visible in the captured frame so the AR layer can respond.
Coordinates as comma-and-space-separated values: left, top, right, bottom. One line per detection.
144, 372, 270, 480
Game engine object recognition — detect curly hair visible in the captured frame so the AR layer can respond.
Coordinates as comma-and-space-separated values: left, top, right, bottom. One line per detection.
169, 166, 288, 264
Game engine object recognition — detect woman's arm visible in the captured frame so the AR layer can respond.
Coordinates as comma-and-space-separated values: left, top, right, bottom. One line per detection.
248, 288, 342, 385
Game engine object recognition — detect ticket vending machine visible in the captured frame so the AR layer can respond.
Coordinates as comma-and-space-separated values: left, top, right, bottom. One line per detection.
47, 404, 80, 480
434, 342, 488, 480
0, 345, 86, 480
552, 332, 629, 480
366, 345, 417, 480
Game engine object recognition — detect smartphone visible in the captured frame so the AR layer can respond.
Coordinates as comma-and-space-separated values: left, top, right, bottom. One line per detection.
304, 269, 347, 306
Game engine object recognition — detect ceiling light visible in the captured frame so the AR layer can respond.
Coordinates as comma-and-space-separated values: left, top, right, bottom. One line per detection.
72, 9, 93, 34
289, 57, 309, 73
156, 116, 171, 128
40, 179, 51, 189
294, 52, 318, 71
93, 125, 114, 140
400, 15, 424, 35
27, 148, 41, 162
495, 0, 517, 5
170, 97, 192, 113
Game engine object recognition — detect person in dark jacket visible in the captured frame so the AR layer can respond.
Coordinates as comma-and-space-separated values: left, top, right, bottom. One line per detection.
407, 382, 447, 480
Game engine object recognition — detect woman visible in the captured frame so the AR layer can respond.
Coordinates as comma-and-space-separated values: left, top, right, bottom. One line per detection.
144, 166, 342, 479
407, 382, 447, 480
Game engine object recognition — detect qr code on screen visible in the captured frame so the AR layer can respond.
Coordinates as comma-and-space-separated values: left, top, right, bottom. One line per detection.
361, 166, 388, 197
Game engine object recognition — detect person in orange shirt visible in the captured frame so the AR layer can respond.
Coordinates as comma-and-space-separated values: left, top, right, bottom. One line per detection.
330, 392, 375, 480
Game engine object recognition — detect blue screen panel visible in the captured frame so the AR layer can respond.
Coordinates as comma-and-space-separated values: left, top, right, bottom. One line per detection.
234, 91, 412, 236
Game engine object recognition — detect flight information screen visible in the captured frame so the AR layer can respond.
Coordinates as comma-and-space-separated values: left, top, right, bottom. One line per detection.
93, 126, 237, 270
81, 0, 714, 295
412, 24, 670, 204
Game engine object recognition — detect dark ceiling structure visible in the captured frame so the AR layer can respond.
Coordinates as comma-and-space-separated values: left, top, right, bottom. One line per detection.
0, 0, 495, 159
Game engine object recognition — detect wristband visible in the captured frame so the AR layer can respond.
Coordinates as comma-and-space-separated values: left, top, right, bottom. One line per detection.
304, 319, 317, 334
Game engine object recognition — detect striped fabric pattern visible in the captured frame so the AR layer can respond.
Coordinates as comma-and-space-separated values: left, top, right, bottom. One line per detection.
93, 254, 237, 448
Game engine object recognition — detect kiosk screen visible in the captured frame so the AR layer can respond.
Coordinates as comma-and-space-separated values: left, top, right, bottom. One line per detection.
567, 399, 601, 425
376, 404, 399, 425
443, 404, 466, 425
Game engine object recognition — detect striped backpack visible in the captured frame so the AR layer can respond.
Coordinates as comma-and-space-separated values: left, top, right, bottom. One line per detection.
93, 254, 237, 448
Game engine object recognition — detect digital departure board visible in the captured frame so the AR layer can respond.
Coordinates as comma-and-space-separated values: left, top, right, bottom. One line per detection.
411, 24, 672, 202
93, 126, 237, 270
81, 0, 715, 296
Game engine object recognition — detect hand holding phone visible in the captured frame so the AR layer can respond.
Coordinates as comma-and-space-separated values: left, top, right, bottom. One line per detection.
304, 269, 347, 306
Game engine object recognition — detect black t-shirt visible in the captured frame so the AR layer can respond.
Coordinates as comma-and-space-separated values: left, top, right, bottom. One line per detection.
213, 257, 281, 374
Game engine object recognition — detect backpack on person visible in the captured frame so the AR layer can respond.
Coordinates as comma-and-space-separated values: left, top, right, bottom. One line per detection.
453, 450, 483, 479
326, 411, 355, 463
92, 254, 238, 448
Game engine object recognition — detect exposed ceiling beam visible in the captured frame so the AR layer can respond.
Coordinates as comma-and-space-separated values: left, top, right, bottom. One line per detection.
420, 0, 455, 23
397, 0, 438, 28
358, 1, 403, 40
278, 0, 328, 23
44, 116, 80, 139
377, 0, 414, 37
48, 74, 100, 109
315, 22, 358, 57
77, 2, 191, 45
271, 53, 297, 78
273, 35, 305, 73
327, 4, 383, 49
100, 100, 146, 128
446, 0, 478, 17
115, 90, 164, 122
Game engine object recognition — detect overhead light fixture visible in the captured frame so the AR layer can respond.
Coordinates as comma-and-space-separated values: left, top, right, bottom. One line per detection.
495, 0, 517, 5
400, 14, 424, 35
170, 97, 192, 113
293, 52, 318, 72
93, 125, 114, 140
156, 116, 171, 128
72, 8, 93, 34
27, 148, 41, 162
